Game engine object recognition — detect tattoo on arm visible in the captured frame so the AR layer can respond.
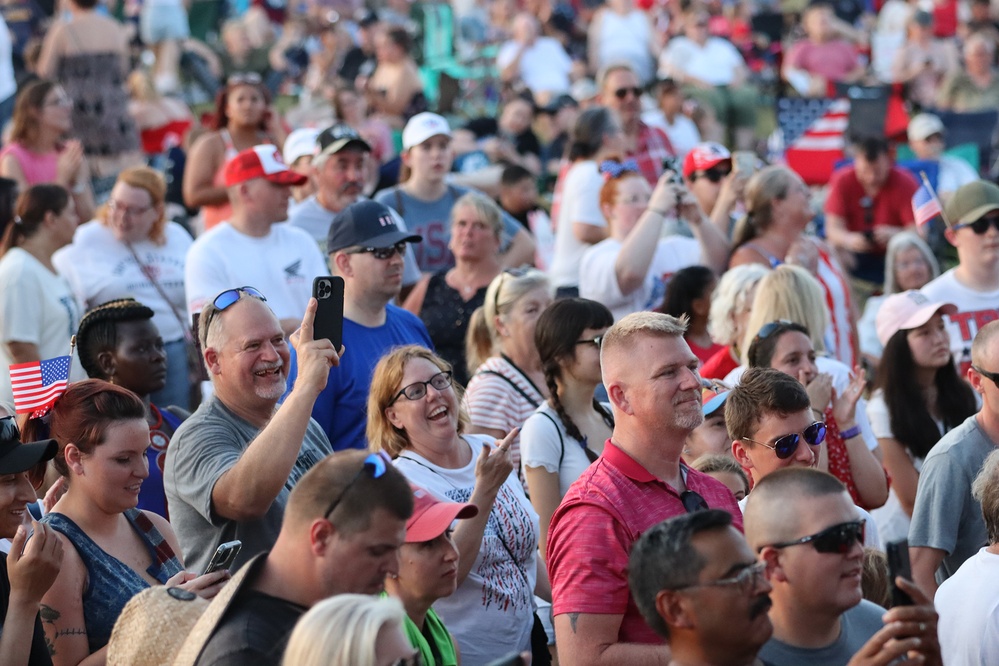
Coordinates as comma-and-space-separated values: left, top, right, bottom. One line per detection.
45, 635, 56, 657
569, 612, 580, 633
39, 604, 61, 625
54, 628, 87, 639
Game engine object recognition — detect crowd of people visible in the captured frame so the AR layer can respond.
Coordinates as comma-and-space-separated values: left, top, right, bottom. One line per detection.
2, 0, 999, 665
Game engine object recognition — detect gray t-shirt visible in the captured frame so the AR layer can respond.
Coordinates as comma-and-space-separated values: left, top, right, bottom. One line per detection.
758, 600, 886, 666
286, 195, 421, 286
908, 414, 994, 582
163, 395, 332, 574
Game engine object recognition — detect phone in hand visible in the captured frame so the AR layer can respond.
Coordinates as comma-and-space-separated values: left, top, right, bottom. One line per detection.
312, 276, 345, 351
204, 540, 242, 576
733, 150, 756, 175
886, 539, 914, 606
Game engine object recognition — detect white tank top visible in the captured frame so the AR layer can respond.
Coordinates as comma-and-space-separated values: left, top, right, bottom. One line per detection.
597, 10, 654, 83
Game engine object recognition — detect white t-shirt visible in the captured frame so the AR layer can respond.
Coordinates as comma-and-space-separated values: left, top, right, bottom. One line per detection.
660, 36, 746, 87
496, 37, 572, 95
641, 110, 702, 161
0, 248, 84, 409
53, 221, 193, 343
866, 389, 933, 544
184, 221, 328, 321
724, 356, 880, 454
921, 269, 999, 375
548, 161, 607, 289
935, 547, 999, 666
596, 9, 654, 83
936, 155, 980, 198
520, 401, 607, 496
858, 294, 885, 360
579, 235, 702, 321
394, 435, 539, 666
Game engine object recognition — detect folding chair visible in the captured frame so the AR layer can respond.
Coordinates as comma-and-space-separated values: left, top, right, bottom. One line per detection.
928, 108, 999, 173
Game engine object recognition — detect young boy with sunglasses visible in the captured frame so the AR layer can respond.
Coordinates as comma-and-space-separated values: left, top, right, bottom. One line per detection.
744, 468, 940, 666
726, 367, 881, 548
921, 180, 999, 375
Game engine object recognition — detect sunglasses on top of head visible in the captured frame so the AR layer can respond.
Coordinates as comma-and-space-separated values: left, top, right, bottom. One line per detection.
741, 421, 826, 459
764, 520, 865, 554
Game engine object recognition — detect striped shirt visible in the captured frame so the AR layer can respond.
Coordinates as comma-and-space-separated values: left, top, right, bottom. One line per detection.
547, 440, 743, 644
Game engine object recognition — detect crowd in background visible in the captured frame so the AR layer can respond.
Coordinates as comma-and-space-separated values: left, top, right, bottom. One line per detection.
1, 0, 999, 664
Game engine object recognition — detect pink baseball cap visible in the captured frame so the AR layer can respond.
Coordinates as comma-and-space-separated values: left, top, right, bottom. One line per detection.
405, 486, 478, 543
682, 142, 731, 179
875, 290, 957, 346
223, 144, 308, 187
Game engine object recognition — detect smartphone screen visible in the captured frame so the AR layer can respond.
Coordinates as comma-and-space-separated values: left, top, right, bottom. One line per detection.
312, 276, 345, 350
204, 540, 242, 575
886, 539, 914, 606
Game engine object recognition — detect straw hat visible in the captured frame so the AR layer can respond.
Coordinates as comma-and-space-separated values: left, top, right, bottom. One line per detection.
106, 587, 208, 666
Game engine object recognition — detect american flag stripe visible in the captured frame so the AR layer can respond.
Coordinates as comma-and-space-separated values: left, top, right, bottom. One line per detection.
13, 382, 68, 408
10, 356, 71, 417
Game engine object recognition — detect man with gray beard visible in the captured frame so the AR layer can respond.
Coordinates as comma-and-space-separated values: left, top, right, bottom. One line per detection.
546, 311, 743, 666
164, 288, 337, 573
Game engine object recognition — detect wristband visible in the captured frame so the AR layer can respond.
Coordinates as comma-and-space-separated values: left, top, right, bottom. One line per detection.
840, 424, 862, 440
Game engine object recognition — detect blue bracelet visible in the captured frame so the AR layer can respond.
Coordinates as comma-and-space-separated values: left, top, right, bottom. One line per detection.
840, 424, 862, 440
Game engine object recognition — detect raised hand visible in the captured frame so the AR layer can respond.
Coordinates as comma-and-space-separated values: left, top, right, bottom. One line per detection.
7, 519, 63, 605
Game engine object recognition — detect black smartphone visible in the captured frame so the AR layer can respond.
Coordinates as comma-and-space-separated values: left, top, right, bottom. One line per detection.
312, 276, 345, 350
886, 539, 914, 606
661, 156, 684, 184
204, 540, 242, 575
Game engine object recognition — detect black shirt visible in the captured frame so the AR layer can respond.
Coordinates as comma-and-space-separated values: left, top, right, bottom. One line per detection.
0, 553, 52, 666
195, 590, 306, 666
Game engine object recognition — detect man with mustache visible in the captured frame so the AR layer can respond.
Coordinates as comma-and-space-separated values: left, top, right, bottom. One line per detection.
744, 468, 941, 666
287, 123, 421, 290
546, 312, 742, 665
164, 288, 336, 573
285, 200, 432, 451
629, 510, 773, 666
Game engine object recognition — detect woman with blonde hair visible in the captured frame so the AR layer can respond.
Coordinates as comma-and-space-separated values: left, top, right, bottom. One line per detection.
282, 595, 419, 666
54, 166, 194, 408
464, 268, 552, 476
367, 345, 545, 665
403, 192, 506, 385
729, 165, 857, 368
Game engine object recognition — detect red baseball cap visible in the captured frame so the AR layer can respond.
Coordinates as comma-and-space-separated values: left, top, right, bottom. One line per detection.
223, 144, 308, 188
682, 142, 732, 179
405, 486, 478, 543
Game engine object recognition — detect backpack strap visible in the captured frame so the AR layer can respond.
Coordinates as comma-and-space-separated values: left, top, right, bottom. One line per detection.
536, 410, 567, 468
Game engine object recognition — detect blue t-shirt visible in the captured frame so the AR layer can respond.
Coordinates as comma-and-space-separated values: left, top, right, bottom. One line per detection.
284, 304, 433, 451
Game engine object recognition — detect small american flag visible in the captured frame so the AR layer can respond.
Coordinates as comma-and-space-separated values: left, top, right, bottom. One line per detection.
10, 356, 71, 418
912, 179, 943, 228
778, 98, 851, 186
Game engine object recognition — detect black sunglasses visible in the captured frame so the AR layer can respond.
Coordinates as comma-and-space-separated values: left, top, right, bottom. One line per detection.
754, 319, 795, 342
973, 365, 999, 387
575, 335, 604, 348
323, 451, 392, 519
346, 242, 408, 260
391, 370, 453, 404
681, 489, 709, 513
614, 86, 642, 99
955, 215, 999, 235
766, 520, 865, 554
0, 416, 18, 444
742, 422, 826, 459
693, 167, 731, 183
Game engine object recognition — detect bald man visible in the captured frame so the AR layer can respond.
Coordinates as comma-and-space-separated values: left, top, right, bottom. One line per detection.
745, 468, 940, 665
910, 319, 999, 594
546, 311, 742, 666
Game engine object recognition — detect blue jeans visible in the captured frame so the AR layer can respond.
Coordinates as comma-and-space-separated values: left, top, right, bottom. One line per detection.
150, 339, 192, 410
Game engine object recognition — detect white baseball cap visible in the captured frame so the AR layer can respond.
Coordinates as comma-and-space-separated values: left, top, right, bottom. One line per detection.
402, 112, 451, 150
282, 128, 320, 166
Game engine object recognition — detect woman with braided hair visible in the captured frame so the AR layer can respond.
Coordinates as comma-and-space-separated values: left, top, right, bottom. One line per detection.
520, 298, 614, 556
75, 298, 189, 518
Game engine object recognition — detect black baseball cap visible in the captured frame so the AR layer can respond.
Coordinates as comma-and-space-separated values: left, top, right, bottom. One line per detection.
316, 123, 371, 159
0, 416, 56, 476
327, 200, 422, 253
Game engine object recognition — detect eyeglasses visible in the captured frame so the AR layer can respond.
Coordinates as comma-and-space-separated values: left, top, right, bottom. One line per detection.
692, 167, 731, 183
323, 451, 392, 519
575, 335, 604, 347
754, 319, 794, 342
202, 287, 267, 341
346, 242, 407, 260
765, 520, 865, 554
973, 365, 999, 387
107, 199, 153, 219
227, 72, 263, 87
614, 86, 642, 99
741, 422, 826, 459
954, 215, 999, 235
391, 371, 453, 404
681, 489, 709, 513
672, 560, 768, 595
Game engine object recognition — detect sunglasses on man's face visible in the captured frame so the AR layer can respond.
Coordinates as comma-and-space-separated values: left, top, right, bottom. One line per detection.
693, 167, 731, 184
766, 520, 865, 554
955, 214, 999, 235
614, 86, 642, 100
346, 242, 408, 260
741, 421, 826, 460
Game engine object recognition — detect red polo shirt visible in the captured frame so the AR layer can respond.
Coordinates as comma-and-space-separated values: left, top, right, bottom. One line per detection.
630, 122, 675, 187
546, 440, 743, 645
824, 165, 918, 245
